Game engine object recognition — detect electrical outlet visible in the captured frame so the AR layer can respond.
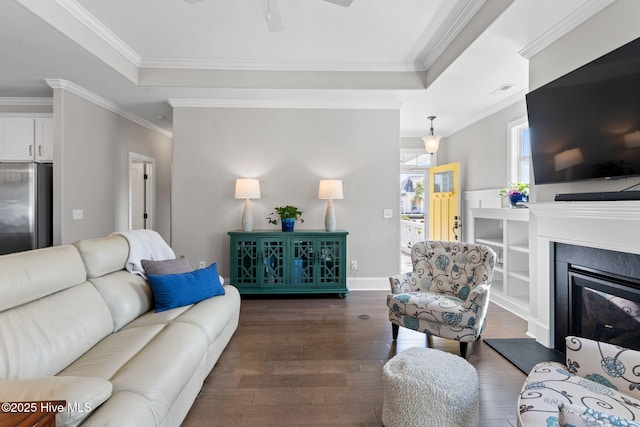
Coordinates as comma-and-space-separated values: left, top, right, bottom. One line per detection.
198, 261, 206, 268
351, 260, 358, 270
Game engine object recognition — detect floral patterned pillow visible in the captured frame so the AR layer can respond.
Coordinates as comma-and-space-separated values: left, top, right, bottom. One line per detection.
565, 336, 640, 401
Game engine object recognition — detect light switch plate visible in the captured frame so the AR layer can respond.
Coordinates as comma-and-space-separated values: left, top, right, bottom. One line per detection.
383, 209, 393, 219
72, 209, 83, 220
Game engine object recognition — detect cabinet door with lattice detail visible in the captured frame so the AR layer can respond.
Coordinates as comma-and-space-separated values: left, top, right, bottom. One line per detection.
260, 238, 286, 286
231, 238, 260, 288
291, 238, 315, 287
316, 238, 344, 287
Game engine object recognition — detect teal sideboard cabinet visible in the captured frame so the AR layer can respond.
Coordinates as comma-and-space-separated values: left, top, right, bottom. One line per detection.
228, 230, 348, 297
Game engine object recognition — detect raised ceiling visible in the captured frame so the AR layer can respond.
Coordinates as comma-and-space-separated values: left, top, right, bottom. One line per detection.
0, 0, 612, 137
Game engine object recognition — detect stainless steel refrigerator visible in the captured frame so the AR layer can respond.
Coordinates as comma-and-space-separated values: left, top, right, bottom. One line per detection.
0, 163, 53, 255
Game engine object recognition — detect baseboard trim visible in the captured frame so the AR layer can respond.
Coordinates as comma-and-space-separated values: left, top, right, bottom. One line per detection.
347, 277, 389, 291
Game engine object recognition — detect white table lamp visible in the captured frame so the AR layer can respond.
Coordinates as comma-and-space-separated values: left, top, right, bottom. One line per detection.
235, 179, 261, 232
318, 179, 343, 232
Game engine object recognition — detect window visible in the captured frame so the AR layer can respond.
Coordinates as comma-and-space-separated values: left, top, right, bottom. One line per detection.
508, 118, 530, 184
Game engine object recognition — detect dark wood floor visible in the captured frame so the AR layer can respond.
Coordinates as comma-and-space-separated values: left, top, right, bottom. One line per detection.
182, 291, 528, 426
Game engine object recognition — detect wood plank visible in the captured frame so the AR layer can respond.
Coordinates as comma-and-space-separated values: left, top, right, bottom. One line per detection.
182, 291, 528, 426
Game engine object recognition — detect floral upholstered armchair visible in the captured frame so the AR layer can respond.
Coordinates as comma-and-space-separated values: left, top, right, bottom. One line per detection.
387, 240, 496, 358
518, 336, 640, 427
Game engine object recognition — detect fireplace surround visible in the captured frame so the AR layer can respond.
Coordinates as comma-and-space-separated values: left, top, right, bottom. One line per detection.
527, 201, 640, 348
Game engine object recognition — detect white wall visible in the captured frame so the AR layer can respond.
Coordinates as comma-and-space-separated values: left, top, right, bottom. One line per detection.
52, 89, 172, 244
528, 0, 640, 202
171, 107, 400, 283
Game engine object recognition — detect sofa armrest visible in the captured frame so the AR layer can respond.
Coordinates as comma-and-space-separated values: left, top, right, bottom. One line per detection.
389, 272, 415, 294
565, 336, 640, 401
0, 376, 112, 427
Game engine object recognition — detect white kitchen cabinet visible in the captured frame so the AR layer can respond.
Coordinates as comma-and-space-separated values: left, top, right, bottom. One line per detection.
0, 117, 53, 162
34, 118, 53, 162
0, 118, 35, 161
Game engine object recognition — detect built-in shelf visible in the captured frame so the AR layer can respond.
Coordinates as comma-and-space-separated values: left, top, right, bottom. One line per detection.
468, 207, 530, 320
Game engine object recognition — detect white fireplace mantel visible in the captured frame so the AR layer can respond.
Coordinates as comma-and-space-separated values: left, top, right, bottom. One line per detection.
527, 201, 640, 347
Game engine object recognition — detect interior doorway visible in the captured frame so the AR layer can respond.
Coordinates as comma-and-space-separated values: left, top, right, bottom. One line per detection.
128, 152, 155, 230
399, 149, 433, 273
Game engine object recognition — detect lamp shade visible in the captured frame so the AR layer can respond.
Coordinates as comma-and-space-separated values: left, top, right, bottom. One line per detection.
235, 179, 261, 199
423, 135, 442, 154
318, 179, 343, 200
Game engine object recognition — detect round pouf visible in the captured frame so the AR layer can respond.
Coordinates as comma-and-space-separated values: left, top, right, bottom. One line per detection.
382, 347, 479, 427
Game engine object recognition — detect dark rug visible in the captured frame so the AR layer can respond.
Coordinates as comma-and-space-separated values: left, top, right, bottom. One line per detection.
484, 338, 565, 374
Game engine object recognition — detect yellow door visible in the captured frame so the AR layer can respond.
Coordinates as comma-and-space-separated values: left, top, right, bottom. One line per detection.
429, 162, 460, 241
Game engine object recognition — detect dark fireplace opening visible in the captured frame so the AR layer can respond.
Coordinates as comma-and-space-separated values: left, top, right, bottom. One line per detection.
554, 243, 640, 353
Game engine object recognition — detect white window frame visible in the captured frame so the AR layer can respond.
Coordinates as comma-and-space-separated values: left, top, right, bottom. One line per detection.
507, 117, 530, 184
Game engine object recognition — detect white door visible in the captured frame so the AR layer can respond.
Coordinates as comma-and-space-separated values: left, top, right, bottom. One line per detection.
129, 153, 155, 230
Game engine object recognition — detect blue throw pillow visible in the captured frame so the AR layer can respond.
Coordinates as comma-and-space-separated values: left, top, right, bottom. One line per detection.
147, 262, 225, 312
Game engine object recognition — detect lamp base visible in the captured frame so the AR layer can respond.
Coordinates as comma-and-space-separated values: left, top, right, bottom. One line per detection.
325, 199, 336, 232
241, 199, 253, 232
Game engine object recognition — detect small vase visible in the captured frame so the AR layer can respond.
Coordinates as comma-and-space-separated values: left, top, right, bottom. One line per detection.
281, 218, 295, 232
509, 194, 528, 208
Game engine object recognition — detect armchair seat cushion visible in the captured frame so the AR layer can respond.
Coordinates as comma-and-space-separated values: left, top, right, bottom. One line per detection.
387, 292, 477, 327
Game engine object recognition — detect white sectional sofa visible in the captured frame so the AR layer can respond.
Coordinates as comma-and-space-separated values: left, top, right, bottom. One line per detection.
0, 235, 241, 426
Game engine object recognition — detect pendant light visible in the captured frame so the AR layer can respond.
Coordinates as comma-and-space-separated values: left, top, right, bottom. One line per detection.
423, 115, 442, 154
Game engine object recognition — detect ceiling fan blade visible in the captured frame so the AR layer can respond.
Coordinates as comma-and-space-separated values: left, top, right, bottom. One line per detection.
322, 0, 354, 7
260, 0, 284, 33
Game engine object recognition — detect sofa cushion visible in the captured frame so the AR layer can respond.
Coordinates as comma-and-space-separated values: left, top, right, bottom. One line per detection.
109, 322, 208, 424
0, 282, 113, 380
0, 245, 86, 312
59, 325, 165, 380
75, 235, 129, 279
90, 271, 153, 331
141, 257, 193, 276
0, 376, 112, 427
174, 285, 241, 345
148, 263, 225, 313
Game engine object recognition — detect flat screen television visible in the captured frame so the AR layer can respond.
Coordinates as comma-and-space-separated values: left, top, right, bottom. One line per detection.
526, 36, 640, 185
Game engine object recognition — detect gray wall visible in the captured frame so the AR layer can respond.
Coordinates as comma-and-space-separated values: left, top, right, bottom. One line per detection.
171, 107, 400, 280
440, 0, 640, 200
528, 0, 640, 202
52, 89, 172, 244
439, 101, 527, 191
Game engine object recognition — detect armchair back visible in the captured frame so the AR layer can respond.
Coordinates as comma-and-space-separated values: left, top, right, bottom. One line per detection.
411, 241, 496, 300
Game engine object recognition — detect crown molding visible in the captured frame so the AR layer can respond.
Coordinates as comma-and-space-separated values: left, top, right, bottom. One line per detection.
141, 59, 423, 72
518, 0, 615, 59
422, 0, 486, 70
56, 0, 141, 66
46, 79, 171, 138
0, 97, 53, 106
167, 98, 403, 110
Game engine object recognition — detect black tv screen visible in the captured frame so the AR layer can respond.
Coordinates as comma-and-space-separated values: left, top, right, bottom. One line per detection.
526, 36, 640, 185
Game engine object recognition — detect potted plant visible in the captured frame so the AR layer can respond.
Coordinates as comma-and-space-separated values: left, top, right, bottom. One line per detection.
267, 205, 304, 232
499, 183, 530, 207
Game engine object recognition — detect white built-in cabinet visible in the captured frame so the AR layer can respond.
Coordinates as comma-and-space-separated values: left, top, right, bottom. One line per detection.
468, 207, 530, 320
0, 117, 53, 162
